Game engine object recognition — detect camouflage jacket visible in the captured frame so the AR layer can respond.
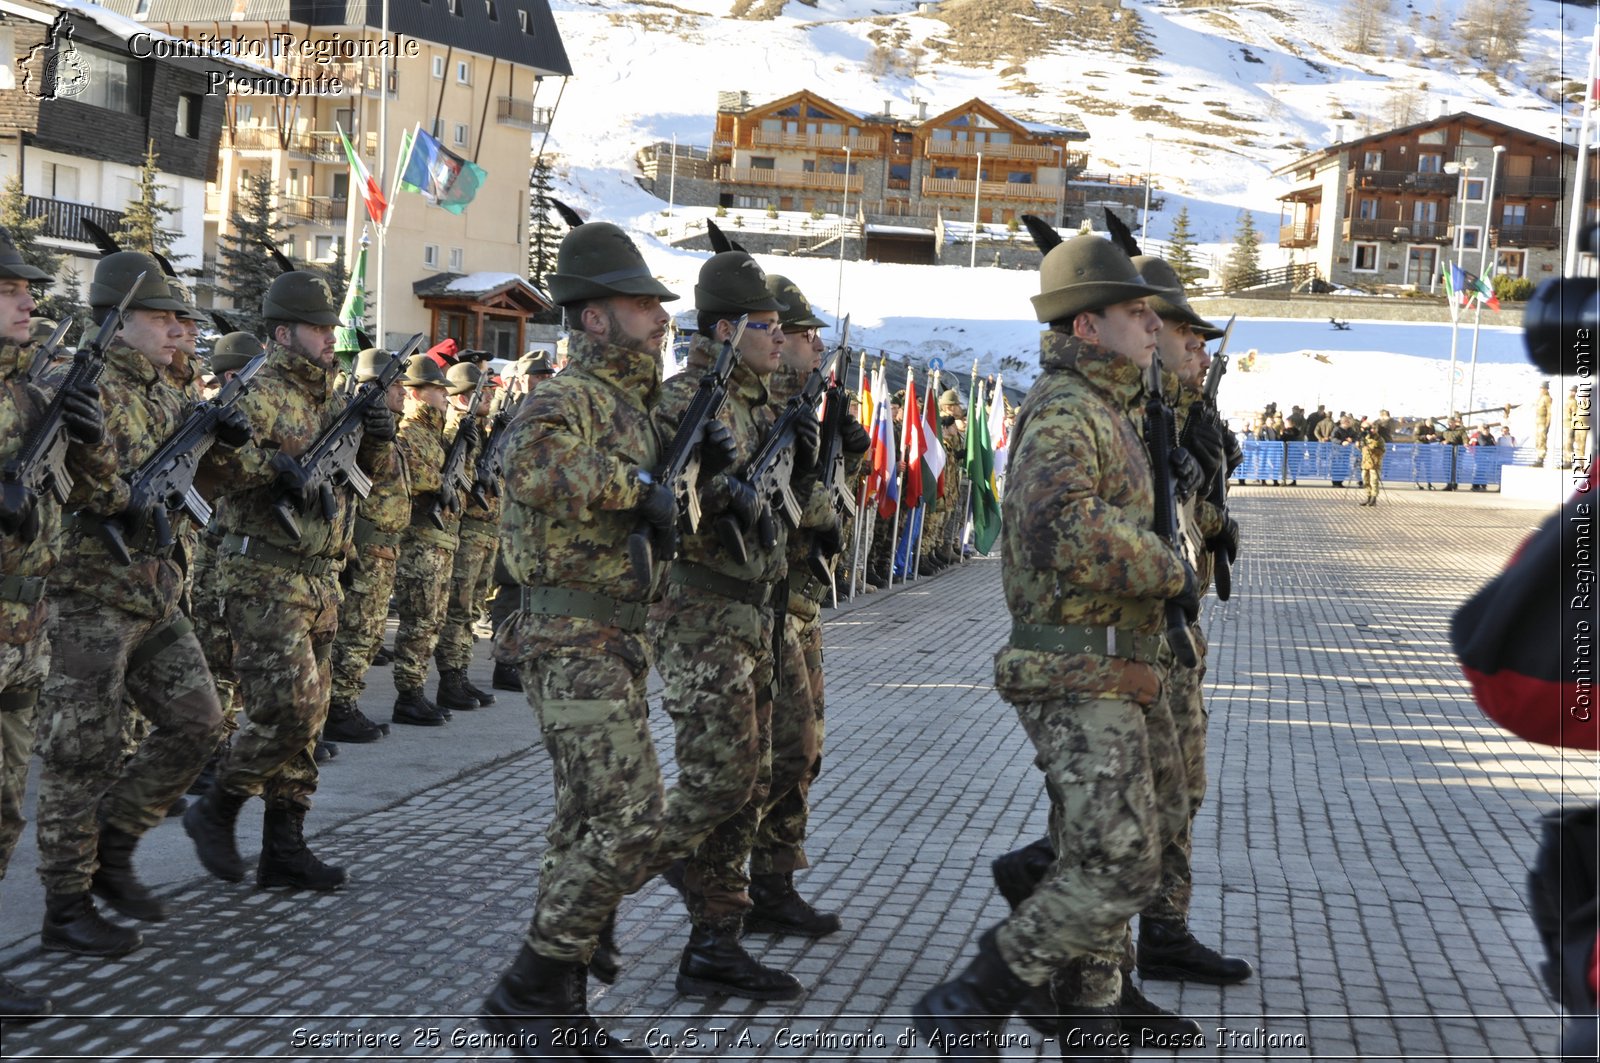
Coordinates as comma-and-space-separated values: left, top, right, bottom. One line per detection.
354, 423, 410, 555
497, 331, 664, 664
1361, 432, 1386, 471
47, 340, 189, 620
769, 362, 846, 616
211, 344, 391, 567
1535, 391, 1552, 423
994, 330, 1187, 706
446, 405, 500, 536
397, 400, 455, 550
0, 342, 69, 642
1174, 389, 1226, 594
652, 333, 787, 587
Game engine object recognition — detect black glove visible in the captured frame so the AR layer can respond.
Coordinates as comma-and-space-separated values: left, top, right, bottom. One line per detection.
792, 411, 821, 474
635, 479, 677, 533
1206, 513, 1240, 563
814, 517, 844, 557
1169, 446, 1205, 502
214, 404, 252, 449
362, 402, 397, 443
59, 380, 103, 445
1171, 557, 1201, 625
724, 475, 761, 531
1222, 425, 1244, 474
841, 416, 871, 455
270, 450, 310, 496
701, 419, 737, 479
1186, 413, 1225, 488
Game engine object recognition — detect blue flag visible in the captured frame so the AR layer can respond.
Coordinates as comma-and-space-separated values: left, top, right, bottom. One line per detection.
398, 126, 487, 215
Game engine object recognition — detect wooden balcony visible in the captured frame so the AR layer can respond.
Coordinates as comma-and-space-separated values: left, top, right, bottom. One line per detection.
25, 196, 125, 244
923, 139, 1077, 165
1496, 224, 1561, 249
921, 177, 1064, 202
1279, 222, 1319, 248
749, 129, 880, 152
1347, 169, 1456, 195
1344, 218, 1451, 242
1498, 175, 1563, 199
719, 166, 863, 193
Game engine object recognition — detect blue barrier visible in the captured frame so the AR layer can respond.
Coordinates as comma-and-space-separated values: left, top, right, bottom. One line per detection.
1234, 441, 1517, 487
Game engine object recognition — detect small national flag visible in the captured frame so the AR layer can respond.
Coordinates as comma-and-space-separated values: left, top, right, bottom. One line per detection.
966, 373, 1001, 554
398, 125, 488, 215
900, 370, 923, 512
333, 228, 369, 357
1466, 269, 1501, 311
919, 370, 947, 503
988, 372, 1009, 480
337, 124, 386, 224
870, 361, 898, 518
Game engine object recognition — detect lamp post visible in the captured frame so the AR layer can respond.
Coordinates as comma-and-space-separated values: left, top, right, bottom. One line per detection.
1141, 133, 1154, 238
969, 150, 983, 268
1442, 154, 1477, 417
1465, 144, 1506, 415
835, 144, 851, 316
666, 133, 677, 220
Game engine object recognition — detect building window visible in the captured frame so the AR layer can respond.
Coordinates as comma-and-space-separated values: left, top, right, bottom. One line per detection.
749, 156, 775, 170
801, 160, 816, 173
424, 244, 440, 269
1496, 250, 1526, 277
1007, 171, 1033, 184
45, 162, 80, 200
235, 103, 253, 123
1352, 243, 1379, 272
518, 9, 530, 31
332, 173, 350, 199
431, 117, 444, 139
313, 234, 338, 262
134, 0, 151, 14
1459, 226, 1481, 250
1363, 150, 1382, 170
1412, 200, 1438, 223
432, 55, 445, 79
176, 94, 201, 139
934, 166, 958, 180
1404, 245, 1437, 285
486, 0, 498, 20
73, 43, 141, 115
456, 60, 471, 84
1463, 177, 1486, 202
1358, 197, 1379, 220
454, 123, 469, 146
1502, 203, 1528, 226
1417, 153, 1442, 173
448, 0, 461, 13
449, 247, 464, 271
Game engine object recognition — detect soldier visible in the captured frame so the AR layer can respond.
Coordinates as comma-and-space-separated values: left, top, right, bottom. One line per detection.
33, 252, 239, 957
480, 222, 677, 1054
1441, 415, 1468, 490
937, 388, 968, 565
916, 233, 1198, 1056
650, 251, 819, 1000
0, 231, 103, 1015
1358, 421, 1386, 506
1533, 381, 1552, 468
435, 361, 500, 712
388, 354, 458, 727
184, 271, 397, 892
323, 348, 412, 744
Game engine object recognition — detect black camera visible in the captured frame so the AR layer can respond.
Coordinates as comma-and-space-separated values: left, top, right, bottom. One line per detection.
1524, 223, 1600, 375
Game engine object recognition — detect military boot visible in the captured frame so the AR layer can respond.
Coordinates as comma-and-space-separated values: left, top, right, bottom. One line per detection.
482, 943, 653, 1058
746, 872, 841, 937
187, 740, 228, 795
676, 920, 803, 1000
41, 892, 142, 958
1117, 972, 1202, 1042
435, 669, 480, 713
183, 785, 249, 882
912, 926, 1033, 1060
0, 972, 52, 1020
590, 909, 621, 985
992, 838, 1055, 910
322, 698, 388, 743
371, 645, 394, 665
491, 661, 523, 692
461, 672, 497, 707
1137, 918, 1253, 985
393, 688, 447, 727
257, 804, 348, 891
91, 825, 167, 922
1054, 966, 1131, 1061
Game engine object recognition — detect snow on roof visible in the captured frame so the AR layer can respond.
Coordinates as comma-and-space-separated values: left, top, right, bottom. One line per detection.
446, 271, 528, 294
3, 0, 279, 77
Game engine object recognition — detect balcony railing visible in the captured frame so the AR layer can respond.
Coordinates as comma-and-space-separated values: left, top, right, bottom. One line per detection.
923, 140, 1077, 165
25, 195, 125, 243
1347, 168, 1456, 194
1498, 175, 1563, 198
1495, 224, 1561, 249
1279, 222, 1319, 247
1344, 218, 1451, 242
497, 97, 553, 131
921, 177, 1064, 202
749, 129, 880, 152
275, 195, 338, 225
719, 166, 863, 193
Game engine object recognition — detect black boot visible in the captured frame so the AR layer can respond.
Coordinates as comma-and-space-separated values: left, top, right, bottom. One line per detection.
482, 943, 653, 1058
322, 697, 387, 743
183, 786, 249, 882
186, 746, 223, 795
1058, 1005, 1131, 1060
371, 645, 393, 665
492, 661, 523, 692
676, 920, 803, 1000
913, 926, 1033, 1060
91, 825, 167, 922
436, 668, 480, 713
746, 872, 841, 937
0, 973, 52, 1020
462, 672, 497, 707
660, 858, 686, 896
41, 891, 141, 958
313, 739, 338, 763
1117, 972, 1202, 1043
992, 838, 1055, 910
590, 909, 621, 985
164, 796, 188, 817
1137, 917, 1253, 985
257, 804, 348, 891
393, 688, 447, 727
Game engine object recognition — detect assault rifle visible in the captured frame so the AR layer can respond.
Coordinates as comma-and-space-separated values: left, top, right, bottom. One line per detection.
1197, 314, 1236, 600
271, 332, 425, 540
24, 318, 73, 385
431, 367, 492, 528
625, 315, 747, 584
1146, 351, 1198, 669
0, 277, 144, 541
468, 384, 525, 511
102, 352, 268, 565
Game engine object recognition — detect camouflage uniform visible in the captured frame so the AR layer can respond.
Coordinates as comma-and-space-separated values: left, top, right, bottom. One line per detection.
189, 528, 238, 731
1360, 430, 1386, 504
1534, 385, 1551, 467
437, 403, 500, 677
392, 400, 457, 696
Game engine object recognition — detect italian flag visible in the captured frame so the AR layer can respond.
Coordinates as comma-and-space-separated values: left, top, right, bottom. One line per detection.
338, 124, 387, 224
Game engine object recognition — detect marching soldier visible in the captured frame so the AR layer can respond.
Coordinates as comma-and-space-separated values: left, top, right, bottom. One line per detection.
1359, 421, 1387, 507
916, 234, 1198, 1056
0, 231, 103, 1015
184, 271, 397, 892
323, 349, 412, 744
33, 253, 237, 956
480, 222, 676, 1054
435, 361, 500, 712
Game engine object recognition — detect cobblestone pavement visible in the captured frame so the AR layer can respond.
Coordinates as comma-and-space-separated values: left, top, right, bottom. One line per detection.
0, 487, 1590, 1061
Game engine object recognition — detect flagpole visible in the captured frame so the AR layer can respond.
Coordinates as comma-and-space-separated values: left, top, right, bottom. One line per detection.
1446, 264, 1461, 418
375, 0, 390, 345
1567, 16, 1599, 276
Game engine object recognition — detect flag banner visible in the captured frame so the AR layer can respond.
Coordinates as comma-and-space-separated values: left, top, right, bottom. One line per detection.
1442, 260, 1466, 320
398, 126, 488, 215
989, 372, 1009, 479
919, 369, 947, 504
871, 361, 898, 518
333, 231, 368, 357
900, 369, 923, 512
966, 376, 1000, 554
337, 124, 386, 224
1465, 268, 1501, 311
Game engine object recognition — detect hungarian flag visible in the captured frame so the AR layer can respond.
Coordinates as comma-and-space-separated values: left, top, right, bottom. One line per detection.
966, 375, 1001, 554
337, 125, 387, 224
398, 125, 487, 215
333, 228, 369, 359
920, 370, 947, 504
900, 370, 923, 512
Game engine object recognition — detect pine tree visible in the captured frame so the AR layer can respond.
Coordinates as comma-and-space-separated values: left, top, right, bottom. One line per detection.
528, 156, 564, 326
1221, 210, 1261, 292
217, 172, 292, 337
116, 140, 184, 267
1165, 206, 1203, 289
0, 176, 83, 323
311, 237, 348, 322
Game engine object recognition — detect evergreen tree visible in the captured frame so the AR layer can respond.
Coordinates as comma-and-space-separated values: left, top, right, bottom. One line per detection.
311, 236, 348, 323
0, 176, 83, 323
527, 156, 564, 326
1165, 206, 1204, 289
116, 140, 184, 266
217, 172, 292, 337
1221, 210, 1261, 292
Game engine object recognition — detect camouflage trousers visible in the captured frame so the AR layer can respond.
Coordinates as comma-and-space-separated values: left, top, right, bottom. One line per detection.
520, 645, 665, 965
437, 526, 495, 673
392, 537, 456, 692
995, 694, 1162, 1006
869, 502, 899, 577
0, 635, 50, 881
329, 548, 400, 705
651, 583, 775, 928
216, 570, 341, 810
1363, 465, 1383, 502
753, 609, 823, 876
1143, 626, 1209, 923
34, 593, 223, 895
1535, 416, 1550, 465
488, 554, 518, 642
191, 539, 240, 732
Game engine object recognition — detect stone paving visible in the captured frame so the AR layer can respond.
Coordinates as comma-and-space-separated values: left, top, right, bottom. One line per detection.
0, 486, 1590, 1061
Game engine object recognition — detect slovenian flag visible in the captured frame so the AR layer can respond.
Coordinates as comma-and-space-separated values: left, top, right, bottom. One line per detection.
337, 124, 386, 224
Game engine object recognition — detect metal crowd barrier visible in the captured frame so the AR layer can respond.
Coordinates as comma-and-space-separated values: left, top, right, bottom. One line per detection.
1233, 441, 1518, 488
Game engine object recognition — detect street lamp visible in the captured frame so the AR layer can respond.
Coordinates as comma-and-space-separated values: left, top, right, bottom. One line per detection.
1141, 133, 1154, 238
1442, 153, 1478, 416
666, 133, 677, 220
970, 149, 983, 268
1465, 144, 1506, 414
835, 144, 851, 316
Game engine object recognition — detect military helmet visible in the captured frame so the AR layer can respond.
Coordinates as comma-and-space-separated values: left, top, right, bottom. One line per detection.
89, 251, 187, 313
694, 252, 785, 315
400, 353, 449, 389
766, 274, 825, 330
547, 222, 679, 307
209, 332, 263, 374
1130, 256, 1214, 333
0, 227, 50, 282
354, 347, 391, 383
1031, 235, 1173, 325
166, 277, 206, 323
261, 270, 340, 326
446, 361, 496, 395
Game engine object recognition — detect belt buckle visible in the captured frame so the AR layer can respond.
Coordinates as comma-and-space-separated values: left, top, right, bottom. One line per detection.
1105, 627, 1118, 657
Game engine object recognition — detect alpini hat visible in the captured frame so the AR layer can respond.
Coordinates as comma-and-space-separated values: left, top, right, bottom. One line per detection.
209, 332, 263, 374
446, 361, 496, 396
0, 227, 50, 282
766, 274, 826, 329
1031, 235, 1175, 325
90, 251, 187, 313
1130, 255, 1215, 333
520, 350, 555, 375
261, 271, 340, 326
938, 388, 964, 409
547, 222, 679, 307
695, 252, 785, 315
400, 353, 449, 389
354, 347, 391, 383
166, 278, 206, 322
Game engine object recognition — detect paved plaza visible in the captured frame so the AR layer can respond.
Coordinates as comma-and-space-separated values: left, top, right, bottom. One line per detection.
0, 486, 1590, 1061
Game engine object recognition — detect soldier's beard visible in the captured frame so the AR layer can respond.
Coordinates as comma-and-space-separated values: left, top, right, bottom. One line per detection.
604, 308, 660, 358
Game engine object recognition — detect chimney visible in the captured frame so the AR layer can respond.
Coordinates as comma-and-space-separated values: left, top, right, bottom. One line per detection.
1438, 97, 1448, 118
918, 99, 928, 121
1333, 123, 1344, 145
884, 98, 894, 117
